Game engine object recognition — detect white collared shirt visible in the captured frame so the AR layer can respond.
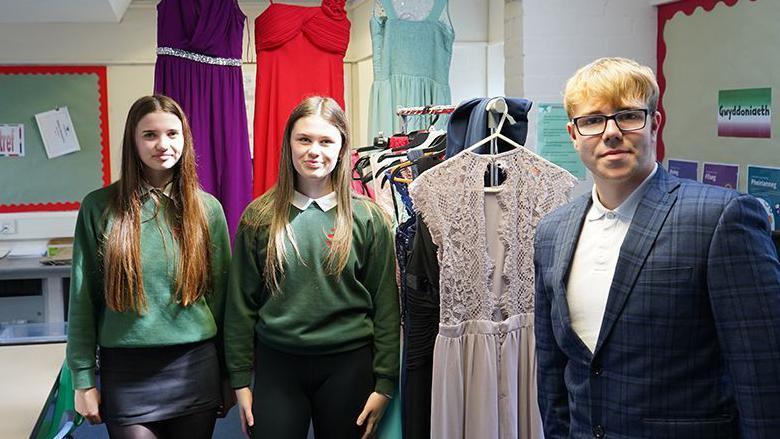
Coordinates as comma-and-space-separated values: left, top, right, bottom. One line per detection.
141, 180, 173, 199
566, 163, 658, 352
291, 190, 338, 212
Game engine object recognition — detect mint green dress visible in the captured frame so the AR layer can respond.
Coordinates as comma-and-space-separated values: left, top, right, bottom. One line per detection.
368, 0, 454, 138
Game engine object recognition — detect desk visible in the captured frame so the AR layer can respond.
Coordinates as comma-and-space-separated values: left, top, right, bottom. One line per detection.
0, 257, 70, 323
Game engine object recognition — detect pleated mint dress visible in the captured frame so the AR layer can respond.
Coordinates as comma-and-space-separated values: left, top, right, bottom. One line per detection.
368, 0, 454, 138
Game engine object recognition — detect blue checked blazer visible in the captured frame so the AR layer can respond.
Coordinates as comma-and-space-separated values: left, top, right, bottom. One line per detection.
534, 166, 780, 439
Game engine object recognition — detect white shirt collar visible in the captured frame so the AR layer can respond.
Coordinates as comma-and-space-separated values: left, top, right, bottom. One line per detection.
587, 162, 658, 222
141, 179, 173, 199
291, 190, 338, 212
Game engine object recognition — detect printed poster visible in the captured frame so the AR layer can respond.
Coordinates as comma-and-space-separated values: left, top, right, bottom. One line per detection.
667, 159, 697, 181
537, 103, 586, 180
0, 124, 24, 157
702, 162, 739, 189
718, 88, 772, 138
34, 106, 81, 159
747, 165, 780, 231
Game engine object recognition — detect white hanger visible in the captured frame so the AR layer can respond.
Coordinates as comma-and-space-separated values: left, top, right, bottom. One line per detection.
460, 106, 523, 155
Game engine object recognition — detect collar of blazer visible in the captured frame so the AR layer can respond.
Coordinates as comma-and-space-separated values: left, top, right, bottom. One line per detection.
551, 164, 681, 357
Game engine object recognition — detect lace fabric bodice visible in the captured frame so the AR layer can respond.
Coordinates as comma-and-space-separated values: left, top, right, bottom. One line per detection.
409, 148, 576, 326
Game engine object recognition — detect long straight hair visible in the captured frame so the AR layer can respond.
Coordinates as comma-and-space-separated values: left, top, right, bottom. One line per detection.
244, 96, 354, 293
103, 95, 211, 314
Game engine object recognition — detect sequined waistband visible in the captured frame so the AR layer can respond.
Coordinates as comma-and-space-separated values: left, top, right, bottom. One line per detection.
156, 47, 242, 67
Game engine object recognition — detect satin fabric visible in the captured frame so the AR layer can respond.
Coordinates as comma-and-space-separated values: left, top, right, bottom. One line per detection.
154, 0, 252, 240
252, 0, 350, 196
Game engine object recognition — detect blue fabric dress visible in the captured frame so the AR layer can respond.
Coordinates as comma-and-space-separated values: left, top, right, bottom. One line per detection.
368, 0, 454, 138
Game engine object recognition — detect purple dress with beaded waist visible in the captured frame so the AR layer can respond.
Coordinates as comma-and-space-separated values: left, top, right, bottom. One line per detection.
154, 0, 252, 240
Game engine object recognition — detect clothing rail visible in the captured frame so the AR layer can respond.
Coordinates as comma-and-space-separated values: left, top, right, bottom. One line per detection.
396, 104, 457, 116
396, 104, 457, 133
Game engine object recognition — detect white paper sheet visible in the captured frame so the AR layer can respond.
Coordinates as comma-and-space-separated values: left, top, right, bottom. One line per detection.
34, 107, 81, 159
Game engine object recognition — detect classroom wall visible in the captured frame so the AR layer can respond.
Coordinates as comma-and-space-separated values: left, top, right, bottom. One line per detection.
661, 0, 780, 190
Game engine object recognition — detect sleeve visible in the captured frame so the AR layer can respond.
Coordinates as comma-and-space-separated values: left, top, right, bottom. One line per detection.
66, 197, 102, 389
707, 194, 780, 436
223, 218, 265, 389
532, 163, 577, 231
408, 173, 443, 247
205, 199, 231, 377
363, 206, 401, 396
533, 220, 571, 438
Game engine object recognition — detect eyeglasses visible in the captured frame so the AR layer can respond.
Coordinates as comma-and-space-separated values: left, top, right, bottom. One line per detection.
571, 109, 648, 136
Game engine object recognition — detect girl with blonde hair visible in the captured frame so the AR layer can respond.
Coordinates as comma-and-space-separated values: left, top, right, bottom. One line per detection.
225, 96, 400, 439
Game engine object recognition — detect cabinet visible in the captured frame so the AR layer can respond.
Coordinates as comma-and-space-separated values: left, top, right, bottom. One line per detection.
0, 257, 69, 324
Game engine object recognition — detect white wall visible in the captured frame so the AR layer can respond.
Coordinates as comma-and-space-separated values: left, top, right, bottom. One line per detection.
518, 0, 658, 195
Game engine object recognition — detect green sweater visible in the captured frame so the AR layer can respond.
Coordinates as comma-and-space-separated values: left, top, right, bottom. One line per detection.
224, 197, 400, 396
66, 184, 230, 389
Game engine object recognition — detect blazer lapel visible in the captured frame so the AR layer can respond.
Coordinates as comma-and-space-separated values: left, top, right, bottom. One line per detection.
551, 193, 592, 354
593, 167, 680, 355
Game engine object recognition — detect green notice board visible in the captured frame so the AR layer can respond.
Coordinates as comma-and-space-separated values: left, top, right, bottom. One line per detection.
0, 66, 110, 212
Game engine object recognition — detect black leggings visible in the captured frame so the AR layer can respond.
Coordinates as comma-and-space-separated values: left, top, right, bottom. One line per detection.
105, 409, 216, 439
252, 343, 374, 439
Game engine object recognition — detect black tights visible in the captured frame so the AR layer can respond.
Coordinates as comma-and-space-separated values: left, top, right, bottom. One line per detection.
106, 409, 216, 439
252, 343, 374, 439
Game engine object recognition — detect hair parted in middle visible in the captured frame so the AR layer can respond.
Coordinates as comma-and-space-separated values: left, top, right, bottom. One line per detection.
563, 57, 660, 119
243, 95, 372, 293
103, 94, 212, 314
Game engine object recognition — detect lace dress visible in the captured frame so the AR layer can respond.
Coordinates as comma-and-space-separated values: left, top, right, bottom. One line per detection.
409, 147, 576, 439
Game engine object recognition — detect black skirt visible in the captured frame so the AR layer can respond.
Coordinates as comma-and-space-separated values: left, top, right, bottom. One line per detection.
99, 339, 220, 425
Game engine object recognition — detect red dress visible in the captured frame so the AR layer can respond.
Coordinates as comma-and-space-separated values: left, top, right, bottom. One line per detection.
253, 0, 350, 196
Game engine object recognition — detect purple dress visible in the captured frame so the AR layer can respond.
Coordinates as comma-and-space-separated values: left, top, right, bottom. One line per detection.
154, 0, 251, 240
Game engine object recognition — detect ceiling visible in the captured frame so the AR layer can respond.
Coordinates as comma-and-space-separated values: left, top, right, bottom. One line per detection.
0, 0, 135, 23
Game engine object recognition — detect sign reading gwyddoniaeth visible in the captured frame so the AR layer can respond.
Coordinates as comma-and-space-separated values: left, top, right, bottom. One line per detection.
718, 88, 772, 138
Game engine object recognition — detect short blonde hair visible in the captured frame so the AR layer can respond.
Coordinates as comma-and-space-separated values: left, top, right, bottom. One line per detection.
563, 57, 659, 118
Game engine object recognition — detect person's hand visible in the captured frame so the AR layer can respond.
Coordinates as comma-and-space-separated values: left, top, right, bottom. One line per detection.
217, 379, 237, 418
235, 387, 254, 438
74, 387, 102, 424
356, 392, 390, 439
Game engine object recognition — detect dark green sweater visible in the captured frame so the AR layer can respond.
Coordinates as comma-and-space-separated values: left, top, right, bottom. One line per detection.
66, 184, 230, 389
224, 197, 400, 396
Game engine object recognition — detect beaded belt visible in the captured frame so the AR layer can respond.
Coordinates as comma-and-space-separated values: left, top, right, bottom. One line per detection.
156, 47, 242, 67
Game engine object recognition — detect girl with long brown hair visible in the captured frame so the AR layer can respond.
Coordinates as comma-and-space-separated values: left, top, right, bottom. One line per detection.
66, 95, 232, 439
224, 96, 400, 439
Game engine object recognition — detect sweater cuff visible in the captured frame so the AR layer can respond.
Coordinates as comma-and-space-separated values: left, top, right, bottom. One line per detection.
71, 367, 96, 389
374, 377, 395, 397
229, 370, 253, 389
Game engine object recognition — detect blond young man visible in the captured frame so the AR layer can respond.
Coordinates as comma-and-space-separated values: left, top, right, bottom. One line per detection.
533, 57, 780, 438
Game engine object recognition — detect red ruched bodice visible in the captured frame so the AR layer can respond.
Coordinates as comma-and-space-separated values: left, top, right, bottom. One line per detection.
255, 0, 349, 54
252, 0, 351, 196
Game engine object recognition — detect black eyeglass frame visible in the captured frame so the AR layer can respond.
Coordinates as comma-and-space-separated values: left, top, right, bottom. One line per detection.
571, 108, 649, 136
